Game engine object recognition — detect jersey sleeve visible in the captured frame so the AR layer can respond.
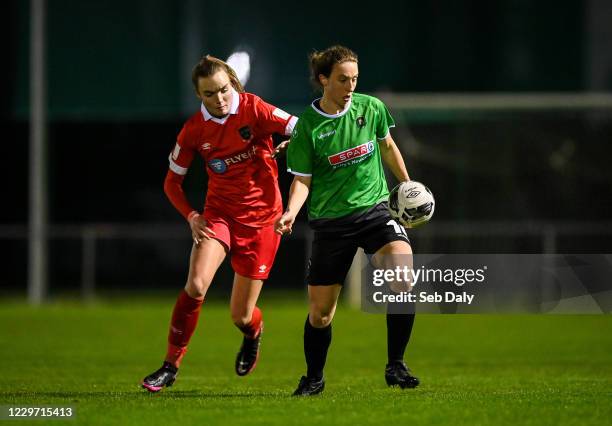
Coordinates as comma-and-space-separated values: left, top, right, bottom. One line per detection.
254, 96, 298, 137
164, 170, 197, 220
168, 124, 195, 176
286, 120, 314, 176
164, 124, 198, 220
375, 98, 396, 140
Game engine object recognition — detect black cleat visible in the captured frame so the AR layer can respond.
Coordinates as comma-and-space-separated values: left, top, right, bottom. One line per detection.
141, 362, 178, 393
385, 361, 420, 389
235, 323, 263, 376
292, 376, 325, 396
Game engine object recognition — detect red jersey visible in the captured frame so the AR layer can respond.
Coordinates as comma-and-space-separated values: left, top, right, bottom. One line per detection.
165, 91, 297, 227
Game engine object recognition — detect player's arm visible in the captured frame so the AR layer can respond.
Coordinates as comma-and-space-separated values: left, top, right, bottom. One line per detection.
254, 96, 297, 159
379, 134, 410, 182
163, 168, 196, 221
274, 175, 311, 235
163, 171, 216, 244
164, 129, 215, 244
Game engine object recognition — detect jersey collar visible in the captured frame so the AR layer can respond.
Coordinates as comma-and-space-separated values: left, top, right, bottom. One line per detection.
310, 96, 352, 118
201, 88, 240, 124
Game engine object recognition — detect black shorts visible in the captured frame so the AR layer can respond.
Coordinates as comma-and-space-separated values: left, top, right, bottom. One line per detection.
307, 203, 411, 286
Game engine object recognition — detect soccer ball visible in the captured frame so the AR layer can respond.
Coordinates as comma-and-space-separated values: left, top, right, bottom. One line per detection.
387, 181, 435, 228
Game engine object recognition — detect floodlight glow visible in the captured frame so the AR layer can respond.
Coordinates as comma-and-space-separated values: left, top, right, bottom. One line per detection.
227, 51, 251, 86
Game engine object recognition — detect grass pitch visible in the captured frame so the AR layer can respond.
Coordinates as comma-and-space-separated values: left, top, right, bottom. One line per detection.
0, 294, 610, 426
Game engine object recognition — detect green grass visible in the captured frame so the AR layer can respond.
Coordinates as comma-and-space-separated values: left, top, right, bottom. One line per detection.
0, 295, 610, 426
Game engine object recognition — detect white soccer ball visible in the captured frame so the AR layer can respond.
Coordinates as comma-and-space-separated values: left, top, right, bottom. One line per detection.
388, 181, 435, 228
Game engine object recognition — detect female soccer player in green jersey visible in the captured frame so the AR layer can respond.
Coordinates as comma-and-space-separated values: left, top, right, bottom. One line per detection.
275, 45, 420, 395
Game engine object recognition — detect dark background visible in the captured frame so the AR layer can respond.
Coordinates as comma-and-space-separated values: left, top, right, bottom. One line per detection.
3, 0, 612, 295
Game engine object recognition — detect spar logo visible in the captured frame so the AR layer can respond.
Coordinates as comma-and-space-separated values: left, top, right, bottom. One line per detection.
328, 141, 375, 166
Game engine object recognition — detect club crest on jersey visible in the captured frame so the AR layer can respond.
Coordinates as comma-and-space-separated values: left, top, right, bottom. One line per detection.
356, 116, 366, 128
238, 125, 253, 142
328, 141, 375, 166
208, 159, 227, 174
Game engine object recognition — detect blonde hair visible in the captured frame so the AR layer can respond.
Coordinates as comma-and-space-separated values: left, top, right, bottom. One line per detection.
191, 54, 244, 93
309, 45, 358, 91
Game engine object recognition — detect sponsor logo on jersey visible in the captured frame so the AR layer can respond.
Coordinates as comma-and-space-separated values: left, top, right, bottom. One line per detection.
172, 143, 181, 160
208, 158, 227, 174
328, 141, 375, 166
318, 129, 336, 140
208, 146, 258, 174
238, 125, 253, 142
225, 145, 257, 165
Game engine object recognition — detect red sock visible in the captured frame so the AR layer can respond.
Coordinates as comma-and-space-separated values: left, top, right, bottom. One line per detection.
165, 290, 203, 368
238, 306, 263, 339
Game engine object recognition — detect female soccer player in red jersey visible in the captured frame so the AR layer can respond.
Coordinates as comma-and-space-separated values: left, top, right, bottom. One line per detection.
141, 55, 297, 392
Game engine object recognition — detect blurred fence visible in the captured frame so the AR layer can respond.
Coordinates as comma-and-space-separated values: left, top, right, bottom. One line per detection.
2, 221, 611, 301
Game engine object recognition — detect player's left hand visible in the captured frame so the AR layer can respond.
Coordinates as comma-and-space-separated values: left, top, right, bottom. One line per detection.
271, 140, 290, 159
274, 210, 295, 235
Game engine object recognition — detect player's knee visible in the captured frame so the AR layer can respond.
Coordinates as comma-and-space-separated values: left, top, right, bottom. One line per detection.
309, 310, 334, 328
185, 276, 210, 299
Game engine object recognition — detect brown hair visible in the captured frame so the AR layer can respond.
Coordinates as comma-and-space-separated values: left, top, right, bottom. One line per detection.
309, 45, 358, 91
191, 54, 245, 93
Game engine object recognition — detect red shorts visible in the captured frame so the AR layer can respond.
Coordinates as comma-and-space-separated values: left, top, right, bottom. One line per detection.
203, 209, 281, 280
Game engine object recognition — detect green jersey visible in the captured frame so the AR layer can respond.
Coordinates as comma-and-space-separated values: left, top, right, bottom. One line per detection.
287, 93, 395, 220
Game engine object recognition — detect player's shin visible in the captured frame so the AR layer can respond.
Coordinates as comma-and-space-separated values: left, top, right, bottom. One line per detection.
386, 301, 415, 363
165, 290, 204, 368
304, 315, 332, 380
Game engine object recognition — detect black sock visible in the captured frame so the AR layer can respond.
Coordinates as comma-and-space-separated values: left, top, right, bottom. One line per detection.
304, 315, 332, 380
386, 302, 415, 364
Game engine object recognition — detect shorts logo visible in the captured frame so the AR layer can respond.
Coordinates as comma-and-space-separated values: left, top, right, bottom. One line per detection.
238, 125, 253, 142
258, 264, 267, 273
208, 158, 227, 174
328, 141, 375, 166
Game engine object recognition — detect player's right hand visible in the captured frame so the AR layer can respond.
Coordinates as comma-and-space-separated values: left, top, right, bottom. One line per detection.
188, 212, 216, 245
274, 211, 295, 235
